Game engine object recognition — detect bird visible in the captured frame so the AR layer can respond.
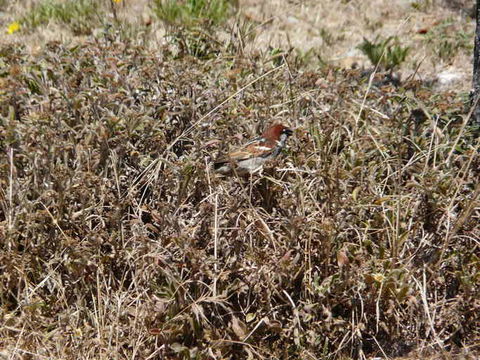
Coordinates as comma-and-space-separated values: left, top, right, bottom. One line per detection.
213, 123, 293, 176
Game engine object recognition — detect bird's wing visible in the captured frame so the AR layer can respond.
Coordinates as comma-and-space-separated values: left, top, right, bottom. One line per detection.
214, 141, 274, 166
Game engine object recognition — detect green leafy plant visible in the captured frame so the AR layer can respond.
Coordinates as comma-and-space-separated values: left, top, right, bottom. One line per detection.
358, 36, 410, 71
422, 19, 473, 62
152, 0, 234, 27
19, 0, 101, 35
410, 0, 434, 11
269, 47, 286, 67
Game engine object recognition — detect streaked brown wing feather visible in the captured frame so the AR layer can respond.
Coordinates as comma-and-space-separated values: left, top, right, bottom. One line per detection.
215, 150, 254, 165
244, 143, 275, 157
214, 142, 274, 167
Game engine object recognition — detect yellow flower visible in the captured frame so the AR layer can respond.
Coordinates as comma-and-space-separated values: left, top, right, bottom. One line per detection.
113, 0, 122, 3
7, 21, 20, 35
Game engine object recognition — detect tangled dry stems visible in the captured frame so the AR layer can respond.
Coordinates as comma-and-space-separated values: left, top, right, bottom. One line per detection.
0, 22, 479, 360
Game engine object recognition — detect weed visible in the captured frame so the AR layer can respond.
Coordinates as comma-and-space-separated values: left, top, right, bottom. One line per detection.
152, 0, 235, 27
294, 48, 326, 69
224, 17, 256, 55
19, 0, 101, 35
410, 0, 434, 11
422, 19, 473, 63
358, 36, 410, 71
269, 47, 286, 67
168, 28, 222, 59
319, 27, 335, 46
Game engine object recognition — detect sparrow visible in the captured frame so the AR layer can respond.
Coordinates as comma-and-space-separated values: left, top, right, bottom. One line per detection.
213, 124, 293, 176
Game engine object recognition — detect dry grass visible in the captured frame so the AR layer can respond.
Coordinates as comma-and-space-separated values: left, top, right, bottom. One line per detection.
240, 0, 474, 90
1, 0, 475, 90
0, 0, 479, 359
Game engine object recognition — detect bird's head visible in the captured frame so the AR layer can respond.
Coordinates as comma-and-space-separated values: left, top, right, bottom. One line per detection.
262, 124, 293, 142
